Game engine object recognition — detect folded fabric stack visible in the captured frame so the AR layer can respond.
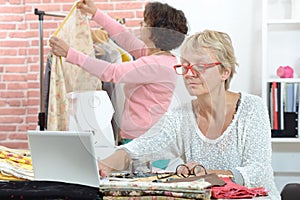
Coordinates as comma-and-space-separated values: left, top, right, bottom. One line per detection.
0, 146, 34, 181
100, 180, 212, 200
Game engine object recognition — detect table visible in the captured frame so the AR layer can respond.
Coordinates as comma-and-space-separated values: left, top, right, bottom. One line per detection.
0, 180, 271, 200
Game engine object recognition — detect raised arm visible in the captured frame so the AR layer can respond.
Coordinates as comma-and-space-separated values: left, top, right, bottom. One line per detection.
77, 0, 147, 58
49, 37, 176, 84
92, 10, 147, 59
65, 47, 176, 84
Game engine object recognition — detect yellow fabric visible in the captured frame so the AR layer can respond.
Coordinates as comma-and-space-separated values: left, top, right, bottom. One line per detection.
0, 150, 32, 166
0, 158, 32, 171
91, 29, 131, 62
117, 47, 132, 62
0, 171, 25, 181
48, 1, 102, 131
0, 146, 33, 180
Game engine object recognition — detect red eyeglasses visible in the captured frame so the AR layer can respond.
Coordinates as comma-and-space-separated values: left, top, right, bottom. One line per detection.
173, 62, 222, 75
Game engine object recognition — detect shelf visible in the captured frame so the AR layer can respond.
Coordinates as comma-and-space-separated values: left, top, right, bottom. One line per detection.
267, 19, 300, 24
271, 138, 300, 143
263, 0, 300, 191
267, 78, 300, 83
267, 23, 300, 31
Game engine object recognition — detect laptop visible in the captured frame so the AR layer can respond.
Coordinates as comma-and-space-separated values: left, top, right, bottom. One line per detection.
27, 130, 102, 188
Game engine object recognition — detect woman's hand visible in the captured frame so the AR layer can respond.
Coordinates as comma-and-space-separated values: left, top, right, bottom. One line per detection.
97, 149, 131, 177
49, 36, 70, 58
77, 0, 97, 16
98, 161, 112, 177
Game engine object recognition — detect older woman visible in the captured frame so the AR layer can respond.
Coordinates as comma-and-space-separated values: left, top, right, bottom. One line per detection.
98, 30, 280, 199
49, 0, 188, 144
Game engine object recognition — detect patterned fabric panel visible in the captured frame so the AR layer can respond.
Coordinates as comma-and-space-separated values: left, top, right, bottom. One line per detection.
48, 2, 102, 131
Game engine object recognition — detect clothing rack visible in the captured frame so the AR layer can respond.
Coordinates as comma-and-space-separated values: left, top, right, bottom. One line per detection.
34, 8, 66, 131
34, 8, 126, 131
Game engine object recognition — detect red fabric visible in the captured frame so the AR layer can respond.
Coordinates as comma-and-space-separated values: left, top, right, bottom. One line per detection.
211, 177, 268, 199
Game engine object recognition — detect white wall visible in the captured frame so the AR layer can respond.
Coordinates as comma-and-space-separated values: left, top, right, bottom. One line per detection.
161, 0, 263, 96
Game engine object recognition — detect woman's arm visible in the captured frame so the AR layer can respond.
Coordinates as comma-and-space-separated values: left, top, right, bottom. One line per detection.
49, 38, 176, 84
66, 47, 176, 84
77, 0, 147, 58
98, 112, 183, 177
235, 97, 273, 188
122, 111, 185, 162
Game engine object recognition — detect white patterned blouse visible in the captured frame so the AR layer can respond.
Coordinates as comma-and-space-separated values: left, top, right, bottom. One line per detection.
122, 92, 280, 200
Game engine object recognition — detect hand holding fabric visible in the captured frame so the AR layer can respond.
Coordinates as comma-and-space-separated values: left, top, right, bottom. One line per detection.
49, 36, 70, 58
77, 0, 97, 16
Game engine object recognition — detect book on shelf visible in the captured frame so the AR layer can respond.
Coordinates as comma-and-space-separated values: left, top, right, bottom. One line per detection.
276, 82, 284, 130
285, 83, 295, 112
272, 82, 278, 130
294, 83, 299, 112
279, 82, 284, 129
268, 83, 273, 128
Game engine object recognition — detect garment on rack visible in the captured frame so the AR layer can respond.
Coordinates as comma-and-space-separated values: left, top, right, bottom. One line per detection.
47, 2, 102, 131
93, 38, 122, 140
101, 38, 133, 143
91, 28, 134, 143
44, 53, 52, 129
44, 29, 108, 130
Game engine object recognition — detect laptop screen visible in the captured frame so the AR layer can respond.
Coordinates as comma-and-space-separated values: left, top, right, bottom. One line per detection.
27, 131, 100, 188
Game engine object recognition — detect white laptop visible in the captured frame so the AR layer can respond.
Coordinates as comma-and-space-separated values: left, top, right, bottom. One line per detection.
27, 130, 102, 188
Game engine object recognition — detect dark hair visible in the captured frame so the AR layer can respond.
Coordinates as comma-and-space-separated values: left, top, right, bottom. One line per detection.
143, 2, 188, 51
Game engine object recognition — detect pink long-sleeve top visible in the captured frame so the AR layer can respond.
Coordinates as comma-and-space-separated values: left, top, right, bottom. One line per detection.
66, 9, 178, 139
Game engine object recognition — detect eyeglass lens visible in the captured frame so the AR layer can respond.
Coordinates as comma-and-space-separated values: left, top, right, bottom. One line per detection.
175, 65, 205, 75
175, 66, 186, 75
192, 164, 207, 175
174, 62, 221, 75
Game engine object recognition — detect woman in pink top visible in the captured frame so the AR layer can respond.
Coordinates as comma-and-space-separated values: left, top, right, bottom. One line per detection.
49, 0, 188, 142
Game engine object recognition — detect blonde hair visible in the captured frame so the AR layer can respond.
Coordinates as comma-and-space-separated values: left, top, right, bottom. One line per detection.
181, 30, 238, 90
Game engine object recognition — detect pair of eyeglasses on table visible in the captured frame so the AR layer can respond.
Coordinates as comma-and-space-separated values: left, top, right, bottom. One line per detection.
155, 164, 207, 180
